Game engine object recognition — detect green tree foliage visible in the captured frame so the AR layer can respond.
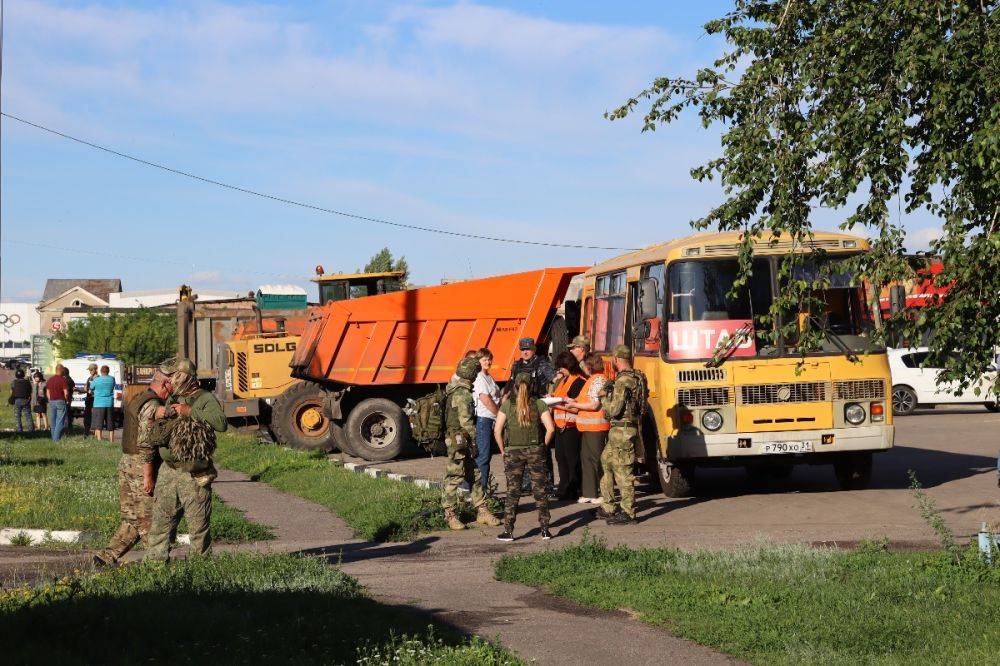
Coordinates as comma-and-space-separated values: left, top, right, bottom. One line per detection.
359, 247, 409, 283
610, 1, 998, 393
54, 309, 176, 365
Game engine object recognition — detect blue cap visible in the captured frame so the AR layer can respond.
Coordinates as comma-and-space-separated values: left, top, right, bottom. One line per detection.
518, 337, 535, 350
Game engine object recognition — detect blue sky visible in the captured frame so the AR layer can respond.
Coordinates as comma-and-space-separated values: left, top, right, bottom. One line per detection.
1, 0, 940, 301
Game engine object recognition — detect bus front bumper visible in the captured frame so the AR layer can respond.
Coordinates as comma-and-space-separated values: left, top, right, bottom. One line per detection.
667, 425, 894, 461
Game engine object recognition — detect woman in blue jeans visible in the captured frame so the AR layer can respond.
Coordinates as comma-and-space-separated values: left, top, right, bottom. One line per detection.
472, 348, 501, 495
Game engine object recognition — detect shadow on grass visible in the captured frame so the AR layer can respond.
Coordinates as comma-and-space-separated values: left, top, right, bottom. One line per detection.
0, 457, 64, 467
2, 588, 467, 664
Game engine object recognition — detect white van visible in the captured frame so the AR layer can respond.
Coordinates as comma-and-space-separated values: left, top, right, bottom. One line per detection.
62, 355, 127, 414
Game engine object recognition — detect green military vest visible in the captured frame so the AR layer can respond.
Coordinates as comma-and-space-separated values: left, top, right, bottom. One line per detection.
609, 369, 646, 426
444, 382, 473, 437
499, 398, 547, 449
121, 390, 160, 455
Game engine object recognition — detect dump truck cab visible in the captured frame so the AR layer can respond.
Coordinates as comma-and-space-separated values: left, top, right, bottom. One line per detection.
313, 270, 405, 306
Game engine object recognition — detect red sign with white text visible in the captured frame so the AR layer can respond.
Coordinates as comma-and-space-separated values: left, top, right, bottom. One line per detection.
667, 319, 756, 360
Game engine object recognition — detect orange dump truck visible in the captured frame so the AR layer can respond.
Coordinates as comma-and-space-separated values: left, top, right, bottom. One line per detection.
290, 267, 584, 460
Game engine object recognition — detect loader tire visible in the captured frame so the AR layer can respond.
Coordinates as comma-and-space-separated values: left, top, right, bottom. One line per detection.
345, 398, 410, 462
549, 315, 568, 361
271, 382, 338, 452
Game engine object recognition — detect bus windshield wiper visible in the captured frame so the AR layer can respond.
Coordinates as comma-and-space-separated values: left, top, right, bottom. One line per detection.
807, 315, 858, 362
705, 322, 753, 368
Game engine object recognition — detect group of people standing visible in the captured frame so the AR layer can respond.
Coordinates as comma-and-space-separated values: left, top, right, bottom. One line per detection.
8, 363, 117, 441
441, 335, 646, 540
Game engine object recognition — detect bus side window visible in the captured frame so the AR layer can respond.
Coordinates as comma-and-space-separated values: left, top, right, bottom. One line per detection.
594, 271, 626, 352
635, 263, 664, 355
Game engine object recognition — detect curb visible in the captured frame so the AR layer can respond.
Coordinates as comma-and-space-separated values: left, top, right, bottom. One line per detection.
339, 460, 461, 494
0, 528, 192, 547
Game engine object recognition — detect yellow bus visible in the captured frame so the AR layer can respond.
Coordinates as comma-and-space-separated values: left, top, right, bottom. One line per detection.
580, 231, 894, 496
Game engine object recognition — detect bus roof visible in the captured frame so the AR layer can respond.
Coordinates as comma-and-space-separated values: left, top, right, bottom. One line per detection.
311, 271, 406, 283
585, 230, 868, 277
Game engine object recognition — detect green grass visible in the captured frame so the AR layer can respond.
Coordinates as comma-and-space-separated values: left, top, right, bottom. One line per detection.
0, 553, 519, 664
0, 433, 273, 543
215, 435, 455, 541
496, 536, 1000, 665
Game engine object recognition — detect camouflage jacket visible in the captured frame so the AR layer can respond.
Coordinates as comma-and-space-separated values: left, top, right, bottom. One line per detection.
601, 369, 642, 425
444, 380, 476, 440
136, 399, 164, 464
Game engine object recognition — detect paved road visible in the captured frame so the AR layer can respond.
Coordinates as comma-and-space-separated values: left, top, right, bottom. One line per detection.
339, 406, 1000, 549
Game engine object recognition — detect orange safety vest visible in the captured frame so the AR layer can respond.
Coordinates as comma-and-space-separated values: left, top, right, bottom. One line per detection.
550, 373, 584, 429
575, 374, 610, 432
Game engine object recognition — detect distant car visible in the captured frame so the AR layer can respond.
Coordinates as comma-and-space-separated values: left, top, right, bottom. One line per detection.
888, 347, 999, 415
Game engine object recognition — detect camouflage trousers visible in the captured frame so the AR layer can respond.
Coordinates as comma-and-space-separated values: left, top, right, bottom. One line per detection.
599, 426, 637, 519
503, 446, 550, 531
144, 462, 213, 561
441, 433, 486, 511
97, 453, 153, 564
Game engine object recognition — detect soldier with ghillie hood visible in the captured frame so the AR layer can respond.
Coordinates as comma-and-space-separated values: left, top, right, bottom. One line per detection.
144, 357, 228, 561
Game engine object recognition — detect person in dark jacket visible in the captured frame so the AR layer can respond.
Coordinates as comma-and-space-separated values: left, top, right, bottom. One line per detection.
10, 369, 34, 432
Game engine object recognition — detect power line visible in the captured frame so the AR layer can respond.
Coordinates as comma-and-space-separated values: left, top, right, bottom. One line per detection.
1, 111, 640, 252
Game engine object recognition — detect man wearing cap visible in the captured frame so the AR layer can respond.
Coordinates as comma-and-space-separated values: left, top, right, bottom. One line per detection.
93, 369, 172, 567
144, 357, 227, 561
508, 337, 556, 400
597, 345, 646, 525
569, 335, 591, 364
441, 356, 502, 530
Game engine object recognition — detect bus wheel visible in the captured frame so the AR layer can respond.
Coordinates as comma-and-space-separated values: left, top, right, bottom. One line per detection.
271, 382, 338, 452
833, 452, 872, 491
891, 385, 917, 416
657, 460, 694, 498
345, 398, 410, 462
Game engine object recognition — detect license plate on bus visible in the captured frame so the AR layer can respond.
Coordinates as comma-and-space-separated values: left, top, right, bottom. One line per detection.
760, 441, 814, 454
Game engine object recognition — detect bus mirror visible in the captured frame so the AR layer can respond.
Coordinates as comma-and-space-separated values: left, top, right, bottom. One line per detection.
888, 285, 906, 315
639, 278, 658, 320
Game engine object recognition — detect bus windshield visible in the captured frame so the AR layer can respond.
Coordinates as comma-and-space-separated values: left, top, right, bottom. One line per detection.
666, 257, 872, 359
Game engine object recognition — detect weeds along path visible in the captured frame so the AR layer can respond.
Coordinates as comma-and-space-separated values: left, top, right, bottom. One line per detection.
212, 466, 740, 666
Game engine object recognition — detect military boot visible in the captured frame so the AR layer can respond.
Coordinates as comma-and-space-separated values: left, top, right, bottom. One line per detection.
476, 506, 502, 527
444, 508, 466, 531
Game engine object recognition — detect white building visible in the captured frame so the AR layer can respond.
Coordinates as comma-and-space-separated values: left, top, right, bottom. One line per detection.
0, 303, 42, 358
109, 288, 242, 309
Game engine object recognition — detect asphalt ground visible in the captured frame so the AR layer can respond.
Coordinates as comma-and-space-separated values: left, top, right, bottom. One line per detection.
339, 405, 1000, 549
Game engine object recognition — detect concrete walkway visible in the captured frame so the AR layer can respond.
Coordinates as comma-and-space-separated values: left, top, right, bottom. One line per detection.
212, 468, 740, 666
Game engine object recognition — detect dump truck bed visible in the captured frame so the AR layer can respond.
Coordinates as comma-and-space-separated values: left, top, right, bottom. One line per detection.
290, 267, 585, 386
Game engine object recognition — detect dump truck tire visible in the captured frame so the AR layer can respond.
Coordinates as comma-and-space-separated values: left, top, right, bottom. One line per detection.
345, 398, 410, 461
271, 382, 338, 452
549, 315, 568, 360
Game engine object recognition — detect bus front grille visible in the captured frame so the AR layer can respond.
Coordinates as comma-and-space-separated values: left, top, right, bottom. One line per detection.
677, 387, 733, 407
677, 368, 726, 383
739, 381, 828, 405
833, 379, 886, 401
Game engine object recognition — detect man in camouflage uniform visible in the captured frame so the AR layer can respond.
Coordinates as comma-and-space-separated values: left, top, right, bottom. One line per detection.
144, 358, 228, 561
92, 370, 172, 567
441, 356, 502, 530
597, 345, 645, 525
568, 335, 590, 365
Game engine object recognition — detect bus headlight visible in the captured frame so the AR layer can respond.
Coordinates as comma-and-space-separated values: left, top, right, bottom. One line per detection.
845, 403, 866, 425
701, 409, 723, 431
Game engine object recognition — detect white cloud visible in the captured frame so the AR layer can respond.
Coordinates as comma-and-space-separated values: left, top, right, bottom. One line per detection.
6, 1, 678, 144
907, 226, 941, 250
186, 270, 223, 284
